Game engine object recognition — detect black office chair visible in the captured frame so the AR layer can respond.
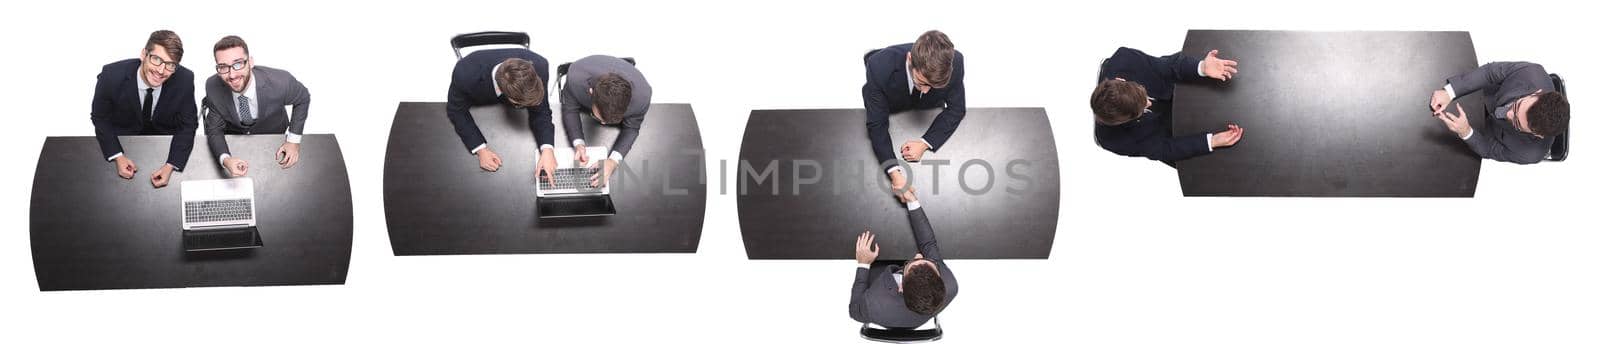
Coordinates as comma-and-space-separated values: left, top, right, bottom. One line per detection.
1547, 73, 1568, 161
555, 57, 637, 93
450, 31, 530, 59
860, 318, 943, 343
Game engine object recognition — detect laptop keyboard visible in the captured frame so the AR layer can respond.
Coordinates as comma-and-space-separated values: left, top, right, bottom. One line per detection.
548, 167, 603, 192
184, 199, 254, 223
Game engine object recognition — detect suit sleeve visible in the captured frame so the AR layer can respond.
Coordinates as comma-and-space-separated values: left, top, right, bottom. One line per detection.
528, 64, 555, 147
1151, 51, 1205, 84
445, 75, 488, 153
921, 58, 966, 150
561, 82, 585, 146
164, 76, 198, 171
908, 208, 944, 262
611, 106, 646, 159
201, 97, 231, 159
849, 266, 873, 324
1145, 132, 1212, 162
1464, 121, 1543, 164
863, 67, 900, 173
284, 73, 311, 136
1447, 62, 1532, 98
89, 68, 124, 160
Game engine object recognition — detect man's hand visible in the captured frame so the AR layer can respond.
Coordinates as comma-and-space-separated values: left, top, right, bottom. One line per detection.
223, 157, 249, 177
901, 140, 930, 162
889, 170, 908, 193
1210, 124, 1244, 148
150, 163, 174, 188
113, 155, 137, 179
574, 143, 590, 166
588, 158, 618, 188
1201, 50, 1239, 81
855, 230, 880, 265
277, 142, 301, 169
1435, 103, 1473, 139
536, 147, 557, 187
477, 147, 503, 172
897, 186, 918, 204
1430, 89, 1452, 115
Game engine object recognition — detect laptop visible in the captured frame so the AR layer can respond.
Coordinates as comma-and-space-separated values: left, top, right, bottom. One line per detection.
180, 178, 264, 251
536, 146, 617, 218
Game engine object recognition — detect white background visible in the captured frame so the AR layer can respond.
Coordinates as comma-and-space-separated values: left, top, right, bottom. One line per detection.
2, 0, 1595, 343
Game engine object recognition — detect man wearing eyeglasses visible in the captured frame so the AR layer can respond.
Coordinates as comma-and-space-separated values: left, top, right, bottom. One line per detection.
559, 55, 651, 188
447, 46, 558, 184
863, 30, 965, 195
1428, 62, 1570, 164
202, 36, 311, 177
90, 30, 198, 188
850, 188, 958, 329
1091, 47, 1244, 167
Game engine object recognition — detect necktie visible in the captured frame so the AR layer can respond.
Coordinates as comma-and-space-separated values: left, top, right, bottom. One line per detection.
238, 94, 255, 126
140, 88, 155, 131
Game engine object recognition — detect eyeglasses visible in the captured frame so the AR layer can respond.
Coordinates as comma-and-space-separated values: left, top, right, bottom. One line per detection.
145, 54, 178, 72
216, 58, 248, 75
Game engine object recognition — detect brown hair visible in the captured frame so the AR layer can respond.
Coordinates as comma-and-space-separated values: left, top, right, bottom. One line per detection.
910, 30, 956, 89
592, 73, 632, 123
496, 58, 545, 107
144, 30, 185, 63
213, 35, 249, 55
1527, 91, 1570, 137
1090, 79, 1148, 125
901, 263, 946, 316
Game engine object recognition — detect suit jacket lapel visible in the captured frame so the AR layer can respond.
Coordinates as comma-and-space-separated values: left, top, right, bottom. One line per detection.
254, 69, 275, 124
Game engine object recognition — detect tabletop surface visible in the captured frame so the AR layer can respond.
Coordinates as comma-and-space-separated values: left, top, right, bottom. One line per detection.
1173, 30, 1484, 197
384, 102, 706, 255
738, 108, 1059, 259
31, 134, 353, 291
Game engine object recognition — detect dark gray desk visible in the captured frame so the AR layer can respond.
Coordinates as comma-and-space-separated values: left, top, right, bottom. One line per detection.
1174, 30, 1485, 197
30, 134, 353, 291
738, 108, 1058, 259
384, 103, 705, 255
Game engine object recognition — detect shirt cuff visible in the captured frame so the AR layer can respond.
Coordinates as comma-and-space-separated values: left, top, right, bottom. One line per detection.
572, 139, 585, 147
540, 144, 554, 151
1197, 59, 1207, 77
885, 165, 904, 176
470, 143, 487, 154
918, 137, 935, 151
857, 263, 871, 270
285, 133, 303, 144
107, 152, 123, 161
1205, 133, 1215, 152
907, 200, 923, 211
1444, 84, 1457, 100
1461, 128, 1474, 140
608, 151, 624, 162
219, 153, 231, 167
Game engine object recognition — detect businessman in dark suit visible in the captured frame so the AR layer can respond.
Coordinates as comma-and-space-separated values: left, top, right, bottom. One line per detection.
1091, 47, 1244, 166
1429, 62, 1569, 164
863, 30, 965, 192
446, 47, 558, 182
850, 189, 958, 329
203, 36, 311, 177
559, 54, 651, 187
90, 30, 198, 188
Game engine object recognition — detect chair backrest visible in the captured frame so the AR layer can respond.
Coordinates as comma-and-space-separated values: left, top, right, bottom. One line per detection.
450, 31, 531, 59
860, 318, 943, 343
1547, 73, 1568, 161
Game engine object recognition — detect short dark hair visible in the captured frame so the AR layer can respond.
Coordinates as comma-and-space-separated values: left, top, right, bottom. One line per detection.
901, 263, 946, 316
910, 30, 956, 89
1091, 79, 1148, 125
496, 58, 545, 107
213, 35, 249, 55
144, 30, 185, 63
592, 73, 632, 123
1527, 91, 1570, 137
